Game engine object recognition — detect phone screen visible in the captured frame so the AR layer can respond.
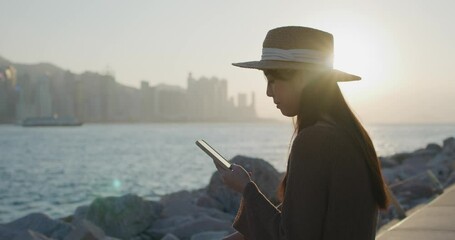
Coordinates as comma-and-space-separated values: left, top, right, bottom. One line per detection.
195, 140, 232, 170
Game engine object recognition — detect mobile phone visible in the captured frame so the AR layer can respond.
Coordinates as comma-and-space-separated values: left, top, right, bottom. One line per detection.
195, 140, 232, 170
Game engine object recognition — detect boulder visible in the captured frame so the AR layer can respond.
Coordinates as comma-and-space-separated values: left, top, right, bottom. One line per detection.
402, 148, 437, 167
148, 211, 233, 238
379, 157, 398, 168
391, 164, 421, 181
148, 215, 233, 240
389, 152, 413, 165
64, 219, 120, 240
1, 213, 73, 240
444, 172, 455, 188
74, 194, 162, 240
196, 193, 224, 210
392, 179, 437, 204
428, 152, 454, 166
427, 152, 455, 182
426, 143, 442, 152
429, 164, 451, 184
170, 216, 233, 240
206, 155, 281, 214
0, 226, 52, 240
72, 206, 89, 224
129, 234, 155, 240
159, 190, 233, 220
161, 233, 180, 240
160, 190, 198, 218
190, 231, 229, 240
443, 137, 455, 153
381, 168, 399, 185
149, 215, 195, 235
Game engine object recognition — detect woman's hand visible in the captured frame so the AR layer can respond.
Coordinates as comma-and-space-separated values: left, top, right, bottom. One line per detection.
214, 161, 252, 193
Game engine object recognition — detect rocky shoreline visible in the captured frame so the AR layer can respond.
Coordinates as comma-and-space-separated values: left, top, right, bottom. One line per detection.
1, 137, 454, 240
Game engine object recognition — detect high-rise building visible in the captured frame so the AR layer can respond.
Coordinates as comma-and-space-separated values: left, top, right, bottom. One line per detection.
36, 75, 53, 117
155, 84, 186, 121
0, 66, 18, 123
140, 80, 158, 121
16, 73, 34, 121
187, 73, 230, 121
235, 92, 256, 121
75, 72, 115, 122
238, 93, 247, 108
51, 71, 77, 118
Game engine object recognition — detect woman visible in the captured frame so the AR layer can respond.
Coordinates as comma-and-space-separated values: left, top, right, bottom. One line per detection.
214, 26, 389, 240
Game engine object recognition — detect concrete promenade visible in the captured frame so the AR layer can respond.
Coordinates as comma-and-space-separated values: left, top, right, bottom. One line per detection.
376, 184, 455, 240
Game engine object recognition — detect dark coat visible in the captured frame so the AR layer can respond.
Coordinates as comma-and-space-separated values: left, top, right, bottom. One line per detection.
233, 122, 378, 240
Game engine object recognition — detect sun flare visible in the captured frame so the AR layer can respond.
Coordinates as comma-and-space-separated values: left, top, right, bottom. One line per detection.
332, 27, 389, 101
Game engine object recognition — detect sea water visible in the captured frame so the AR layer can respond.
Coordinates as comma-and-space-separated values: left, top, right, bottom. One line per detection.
1, 122, 455, 223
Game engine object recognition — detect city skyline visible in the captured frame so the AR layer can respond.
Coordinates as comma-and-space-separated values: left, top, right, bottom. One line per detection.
0, 56, 259, 124
1, 1, 455, 123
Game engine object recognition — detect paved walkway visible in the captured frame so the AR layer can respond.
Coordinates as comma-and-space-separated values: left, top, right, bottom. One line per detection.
376, 184, 455, 240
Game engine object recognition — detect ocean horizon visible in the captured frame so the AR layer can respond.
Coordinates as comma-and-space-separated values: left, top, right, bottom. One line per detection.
1, 122, 455, 223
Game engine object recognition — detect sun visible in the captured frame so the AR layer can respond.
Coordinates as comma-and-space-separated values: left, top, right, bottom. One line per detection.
330, 26, 390, 102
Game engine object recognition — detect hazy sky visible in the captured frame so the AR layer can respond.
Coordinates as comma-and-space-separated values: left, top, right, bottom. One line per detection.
1, 0, 455, 124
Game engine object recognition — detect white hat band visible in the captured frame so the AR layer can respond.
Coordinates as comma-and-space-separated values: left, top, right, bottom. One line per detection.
261, 48, 333, 67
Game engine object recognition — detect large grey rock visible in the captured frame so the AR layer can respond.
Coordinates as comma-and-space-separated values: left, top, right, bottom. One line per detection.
389, 152, 413, 165
443, 137, 455, 153
159, 190, 234, 220
427, 152, 455, 182
391, 177, 438, 208
151, 216, 194, 231
402, 148, 437, 168
149, 188, 235, 239
428, 152, 454, 167
387, 164, 421, 182
76, 194, 162, 240
190, 231, 229, 240
207, 155, 281, 214
426, 143, 442, 152
170, 216, 232, 240
129, 234, 154, 240
428, 163, 452, 184
148, 212, 233, 238
379, 157, 398, 168
444, 171, 455, 187
195, 193, 223, 210
161, 233, 180, 240
148, 215, 233, 240
148, 215, 195, 238
0, 225, 52, 240
160, 190, 198, 218
1, 213, 73, 240
72, 206, 89, 223
381, 168, 399, 185
64, 219, 120, 240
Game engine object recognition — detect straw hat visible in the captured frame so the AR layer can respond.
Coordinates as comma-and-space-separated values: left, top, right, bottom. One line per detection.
232, 26, 361, 82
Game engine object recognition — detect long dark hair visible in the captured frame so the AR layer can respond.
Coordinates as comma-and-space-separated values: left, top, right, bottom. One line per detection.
267, 69, 389, 210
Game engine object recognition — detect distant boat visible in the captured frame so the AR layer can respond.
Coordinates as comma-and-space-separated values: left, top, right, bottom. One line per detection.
22, 116, 83, 127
